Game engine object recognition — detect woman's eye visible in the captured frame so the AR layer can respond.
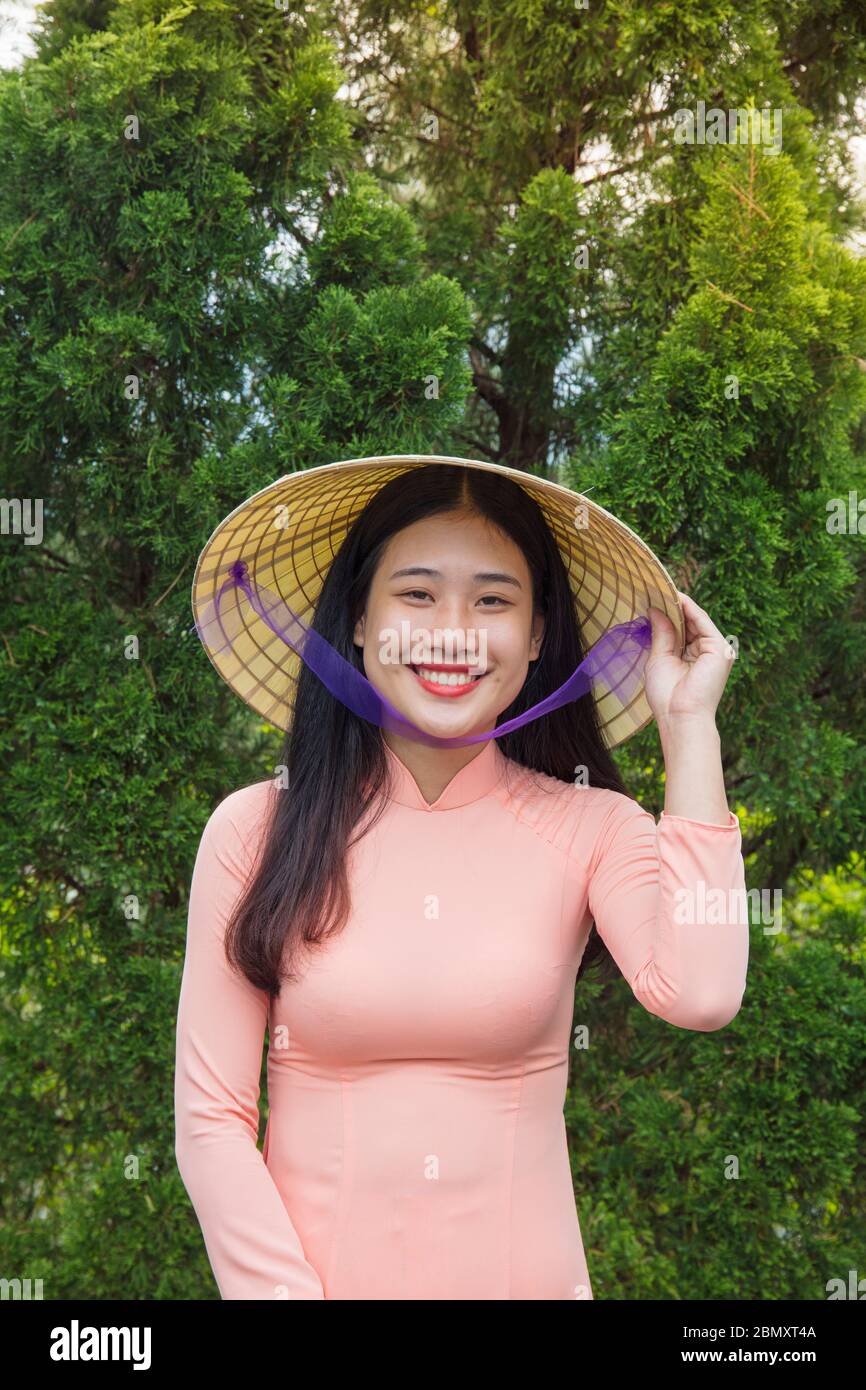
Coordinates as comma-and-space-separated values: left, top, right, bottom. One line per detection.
400, 591, 509, 607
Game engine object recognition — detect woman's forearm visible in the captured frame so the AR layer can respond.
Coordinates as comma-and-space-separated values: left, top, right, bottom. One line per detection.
657, 713, 731, 826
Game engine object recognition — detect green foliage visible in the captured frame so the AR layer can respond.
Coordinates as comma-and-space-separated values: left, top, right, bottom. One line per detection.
567, 859, 866, 1298
585, 144, 866, 880
2, 0, 865, 1300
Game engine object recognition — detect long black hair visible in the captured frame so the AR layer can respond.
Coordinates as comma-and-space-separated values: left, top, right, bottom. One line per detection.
223, 464, 634, 995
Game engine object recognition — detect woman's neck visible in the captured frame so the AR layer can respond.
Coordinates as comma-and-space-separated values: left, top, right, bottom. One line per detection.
381, 734, 488, 807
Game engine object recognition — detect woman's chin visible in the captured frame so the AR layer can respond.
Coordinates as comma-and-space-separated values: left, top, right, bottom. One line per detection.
394, 693, 498, 742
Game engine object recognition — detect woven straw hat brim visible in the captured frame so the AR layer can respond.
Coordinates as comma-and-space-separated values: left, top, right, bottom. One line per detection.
190, 454, 684, 749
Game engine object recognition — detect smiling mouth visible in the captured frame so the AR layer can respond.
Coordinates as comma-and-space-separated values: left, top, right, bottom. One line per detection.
408, 664, 489, 696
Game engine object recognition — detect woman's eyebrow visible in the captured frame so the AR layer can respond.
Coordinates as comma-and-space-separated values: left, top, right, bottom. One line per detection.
389, 566, 523, 589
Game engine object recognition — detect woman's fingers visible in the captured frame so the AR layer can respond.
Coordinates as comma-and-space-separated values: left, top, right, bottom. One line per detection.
677, 590, 727, 656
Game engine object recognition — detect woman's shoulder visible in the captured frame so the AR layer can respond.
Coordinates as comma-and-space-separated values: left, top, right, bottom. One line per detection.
198, 779, 278, 859
498, 757, 648, 860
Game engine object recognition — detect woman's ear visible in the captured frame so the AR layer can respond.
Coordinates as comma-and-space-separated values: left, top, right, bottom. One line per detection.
353, 615, 365, 648
529, 615, 545, 660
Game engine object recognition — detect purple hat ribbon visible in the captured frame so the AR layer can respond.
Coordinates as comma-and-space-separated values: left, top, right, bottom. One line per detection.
189, 558, 653, 748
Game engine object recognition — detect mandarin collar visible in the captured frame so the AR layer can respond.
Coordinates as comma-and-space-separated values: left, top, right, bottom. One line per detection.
383, 738, 507, 812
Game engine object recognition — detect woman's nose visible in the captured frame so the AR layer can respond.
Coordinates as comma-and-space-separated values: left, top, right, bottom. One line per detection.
434, 596, 477, 630
421, 602, 485, 661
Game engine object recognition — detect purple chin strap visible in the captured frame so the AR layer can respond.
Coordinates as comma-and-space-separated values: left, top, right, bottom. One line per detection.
189, 558, 653, 749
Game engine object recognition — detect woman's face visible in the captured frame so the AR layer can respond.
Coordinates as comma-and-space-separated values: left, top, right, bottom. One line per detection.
353, 510, 545, 742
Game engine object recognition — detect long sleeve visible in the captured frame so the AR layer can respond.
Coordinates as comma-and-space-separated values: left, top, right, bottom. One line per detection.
586, 794, 749, 1031
174, 788, 326, 1300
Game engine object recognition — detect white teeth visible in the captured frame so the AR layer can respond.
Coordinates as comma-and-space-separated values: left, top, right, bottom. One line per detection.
414, 667, 481, 686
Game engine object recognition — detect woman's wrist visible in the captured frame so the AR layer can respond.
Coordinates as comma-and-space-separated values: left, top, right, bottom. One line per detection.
657, 710, 720, 747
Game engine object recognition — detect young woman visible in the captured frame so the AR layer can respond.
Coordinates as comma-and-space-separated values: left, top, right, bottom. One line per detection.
174, 456, 749, 1300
